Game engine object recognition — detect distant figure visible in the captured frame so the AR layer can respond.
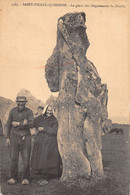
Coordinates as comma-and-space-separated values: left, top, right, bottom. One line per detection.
110, 128, 124, 135
0, 119, 3, 137
35, 106, 44, 117
31, 106, 44, 141
31, 105, 61, 184
6, 96, 34, 185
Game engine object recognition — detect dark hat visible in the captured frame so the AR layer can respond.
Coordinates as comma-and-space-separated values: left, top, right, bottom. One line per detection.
16, 96, 28, 102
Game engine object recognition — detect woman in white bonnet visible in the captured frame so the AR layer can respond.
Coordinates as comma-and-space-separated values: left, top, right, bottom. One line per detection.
31, 105, 61, 185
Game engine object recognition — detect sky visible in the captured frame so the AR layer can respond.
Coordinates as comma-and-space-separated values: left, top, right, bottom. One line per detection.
0, 0, 130, 124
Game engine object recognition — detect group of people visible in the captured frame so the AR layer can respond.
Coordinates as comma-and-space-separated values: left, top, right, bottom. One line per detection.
6, 96, 61, 185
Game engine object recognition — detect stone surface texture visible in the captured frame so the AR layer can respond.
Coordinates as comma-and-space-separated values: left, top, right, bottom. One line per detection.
45, 12, 108, 181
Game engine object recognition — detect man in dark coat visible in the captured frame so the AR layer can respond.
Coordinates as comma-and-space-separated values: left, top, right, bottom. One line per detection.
6, 96, 34, 185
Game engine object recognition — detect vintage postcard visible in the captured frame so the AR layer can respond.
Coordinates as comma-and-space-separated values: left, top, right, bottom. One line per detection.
0, 0, 130, 194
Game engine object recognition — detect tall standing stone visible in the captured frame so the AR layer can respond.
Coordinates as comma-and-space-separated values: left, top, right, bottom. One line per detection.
45, 12, 108, 181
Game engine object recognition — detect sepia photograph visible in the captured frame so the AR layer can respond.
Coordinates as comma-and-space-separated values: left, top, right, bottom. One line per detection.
0, 0, 130, 194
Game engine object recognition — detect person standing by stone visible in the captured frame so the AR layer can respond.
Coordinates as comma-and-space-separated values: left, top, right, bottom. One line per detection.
6, 96, 34, 185
31, 105, 61, 184
35, 106, 44, 117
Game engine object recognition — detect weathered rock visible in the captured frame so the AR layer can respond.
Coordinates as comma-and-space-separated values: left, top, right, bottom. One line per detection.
45, 12, 108, 181
0, 97, 13, 120
102, 119, 112, 134
0, 97, 13, 133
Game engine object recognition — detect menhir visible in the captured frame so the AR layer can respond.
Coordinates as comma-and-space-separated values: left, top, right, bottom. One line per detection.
45, 12, 108, 181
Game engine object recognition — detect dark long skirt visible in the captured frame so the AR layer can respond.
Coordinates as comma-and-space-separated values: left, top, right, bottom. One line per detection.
31, 131, 61, 175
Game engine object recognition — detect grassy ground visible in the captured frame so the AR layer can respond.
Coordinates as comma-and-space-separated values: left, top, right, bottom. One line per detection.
0, 128, 130, 195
